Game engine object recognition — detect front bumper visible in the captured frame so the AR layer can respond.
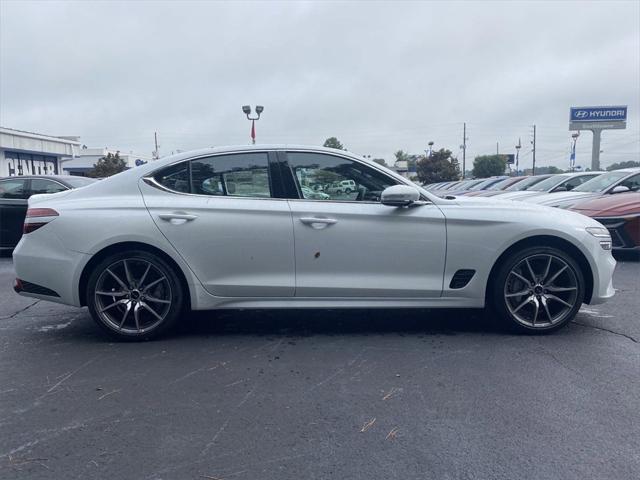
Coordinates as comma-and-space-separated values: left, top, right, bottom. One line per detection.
594, 216, 640, 251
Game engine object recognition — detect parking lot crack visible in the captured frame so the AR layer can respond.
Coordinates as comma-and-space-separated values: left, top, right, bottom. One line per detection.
0, 300, 41, 320
572, 321, 638, 344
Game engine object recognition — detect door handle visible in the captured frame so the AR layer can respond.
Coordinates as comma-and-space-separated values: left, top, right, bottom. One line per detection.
158, 213, 198, 222
299, 217, 338, 229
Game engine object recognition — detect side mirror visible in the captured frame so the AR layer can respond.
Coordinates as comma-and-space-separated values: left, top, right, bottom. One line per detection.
611, 185, 630, 194
381, 185, 420, 207
553, 185, 568, 192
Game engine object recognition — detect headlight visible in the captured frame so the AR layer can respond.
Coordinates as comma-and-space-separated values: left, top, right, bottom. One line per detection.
586, 227, 612, 250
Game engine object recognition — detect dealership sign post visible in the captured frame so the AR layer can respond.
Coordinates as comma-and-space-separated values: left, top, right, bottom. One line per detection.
569, 106, 627, 171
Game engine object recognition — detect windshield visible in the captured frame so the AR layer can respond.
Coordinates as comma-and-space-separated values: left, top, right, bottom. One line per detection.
486, 178, 515, 191
469, 178, 503, 191
505, 175, 548, 191
573, 171, 627, 192
528, 175, 569, 192
64, 177, 98, 188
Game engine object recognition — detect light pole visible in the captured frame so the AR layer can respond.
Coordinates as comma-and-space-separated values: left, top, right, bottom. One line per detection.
570, 132, 579, 172
242, 105, 264, 144
515, 138, 521, 175
427, 141, 434, 157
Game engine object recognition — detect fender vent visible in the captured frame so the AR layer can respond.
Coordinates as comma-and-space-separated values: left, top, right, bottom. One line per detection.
449, 269, 475, 289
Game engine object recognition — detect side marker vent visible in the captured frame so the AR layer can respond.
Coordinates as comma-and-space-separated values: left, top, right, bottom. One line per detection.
449, 269, 476, 289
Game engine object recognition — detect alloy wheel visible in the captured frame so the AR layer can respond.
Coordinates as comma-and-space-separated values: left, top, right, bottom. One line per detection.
503, 254, 579, 328
94, 258, 172, 334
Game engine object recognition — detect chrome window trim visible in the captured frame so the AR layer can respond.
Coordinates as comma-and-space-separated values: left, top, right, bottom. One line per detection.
143, 150, 281, 201
143, 147, 432, 205
283, 149, 432, 205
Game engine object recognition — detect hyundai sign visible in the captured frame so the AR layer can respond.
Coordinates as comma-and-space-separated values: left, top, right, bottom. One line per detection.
570, 106, 627, 123
569, 105, 627, 132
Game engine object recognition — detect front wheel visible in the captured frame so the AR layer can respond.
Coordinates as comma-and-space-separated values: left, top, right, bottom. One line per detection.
491, 246, 585, 333
86, 250, 185, 341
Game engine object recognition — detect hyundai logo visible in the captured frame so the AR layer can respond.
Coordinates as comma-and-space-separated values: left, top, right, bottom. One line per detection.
575, 110, 589, 119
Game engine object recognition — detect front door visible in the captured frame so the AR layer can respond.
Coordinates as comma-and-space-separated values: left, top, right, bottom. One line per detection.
141, 151, 295, 298
283, 151, 447, 297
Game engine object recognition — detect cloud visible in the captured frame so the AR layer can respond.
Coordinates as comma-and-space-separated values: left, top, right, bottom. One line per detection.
1, 0, 638, 169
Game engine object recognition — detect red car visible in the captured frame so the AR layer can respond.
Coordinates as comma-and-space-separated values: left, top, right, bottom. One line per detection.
570, 192, 640, 251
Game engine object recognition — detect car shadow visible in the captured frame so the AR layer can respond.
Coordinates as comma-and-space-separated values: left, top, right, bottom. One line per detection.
613, 250, 639, 262
176, 307, 500, 339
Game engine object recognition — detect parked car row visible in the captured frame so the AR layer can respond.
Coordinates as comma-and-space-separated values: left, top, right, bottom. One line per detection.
423, 168, 640, 251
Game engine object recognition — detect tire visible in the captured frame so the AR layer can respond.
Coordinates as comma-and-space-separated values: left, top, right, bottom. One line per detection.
491, 246, 585, 333
345, 188, 352, 194
86, 250, 186, 341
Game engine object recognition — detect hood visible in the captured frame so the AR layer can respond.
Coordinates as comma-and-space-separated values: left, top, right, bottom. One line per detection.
570, 192, 640, 217
445, 193, 604, 229
523, 191, 598, 207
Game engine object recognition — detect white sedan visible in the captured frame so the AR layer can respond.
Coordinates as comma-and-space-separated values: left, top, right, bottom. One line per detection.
13, 146, 616, 340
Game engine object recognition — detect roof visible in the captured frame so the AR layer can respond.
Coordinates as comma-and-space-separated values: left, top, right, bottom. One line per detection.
0, 127, 81, 146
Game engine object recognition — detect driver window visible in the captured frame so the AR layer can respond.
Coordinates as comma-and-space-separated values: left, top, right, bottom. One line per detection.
287, 152, 396, 202
620, 174, 640, 192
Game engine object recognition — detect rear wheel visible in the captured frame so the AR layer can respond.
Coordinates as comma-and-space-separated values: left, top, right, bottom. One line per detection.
491, 246, 585, 333
86, 250, 185, 341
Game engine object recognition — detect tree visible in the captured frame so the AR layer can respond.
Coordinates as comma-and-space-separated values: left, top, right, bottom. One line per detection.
89, 152, 127, 178
472, 154, 506, 178
372, 158, 387, 166
607, 160, 640, 171
415, 148, 461, 184
534, 166, 564, 175
323, 137, 344, 150
394, 150, 410, 164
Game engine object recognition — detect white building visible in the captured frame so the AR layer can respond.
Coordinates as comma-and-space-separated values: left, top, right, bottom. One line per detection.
61, 147, 152, 176
0, 127, 80, 177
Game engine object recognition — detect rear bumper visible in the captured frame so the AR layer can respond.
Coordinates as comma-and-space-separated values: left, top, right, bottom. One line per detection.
12, 229, 88, 307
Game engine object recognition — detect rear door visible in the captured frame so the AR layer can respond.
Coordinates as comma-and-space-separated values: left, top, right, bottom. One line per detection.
281, 151, 447, 298
141, 151, 295, 298
0, 178, 30, 248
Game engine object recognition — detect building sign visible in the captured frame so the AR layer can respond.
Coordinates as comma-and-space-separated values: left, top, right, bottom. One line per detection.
570, 106, 627, 123
500, 154, 515, 165
570, 106, 627, 131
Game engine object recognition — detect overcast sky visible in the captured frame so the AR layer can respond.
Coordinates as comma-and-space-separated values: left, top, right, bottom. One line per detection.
1, 0, 638, 171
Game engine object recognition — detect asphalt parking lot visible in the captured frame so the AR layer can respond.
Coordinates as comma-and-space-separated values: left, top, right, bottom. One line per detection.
0, 255, 638, 480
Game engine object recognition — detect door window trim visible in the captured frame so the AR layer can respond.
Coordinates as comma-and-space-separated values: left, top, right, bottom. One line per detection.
278, 149, 409, 205
143, 150, 287, 201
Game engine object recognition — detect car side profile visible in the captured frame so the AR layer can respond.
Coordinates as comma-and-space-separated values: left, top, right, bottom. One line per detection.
13, 146, 616, 340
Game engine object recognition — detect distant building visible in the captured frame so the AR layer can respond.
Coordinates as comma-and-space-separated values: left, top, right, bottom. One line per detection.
61, 147, 152, 176
0, 127, 80, 177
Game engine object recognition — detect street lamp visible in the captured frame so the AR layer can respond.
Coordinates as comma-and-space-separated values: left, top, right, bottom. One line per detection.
515, 138, 521, 175
242, 105, 264, 144
427, 141, 434, 157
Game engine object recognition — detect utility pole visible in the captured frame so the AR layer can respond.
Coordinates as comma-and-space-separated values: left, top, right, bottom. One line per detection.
515, 138, 521, 175
531, 125, 537, 175
496, 142, 499, 155
153, 132, 159, 160
461, 122, 467, 179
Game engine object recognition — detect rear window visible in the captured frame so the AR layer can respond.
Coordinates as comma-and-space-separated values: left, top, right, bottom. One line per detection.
0, 178, 28, 199
152, 153, 272, 197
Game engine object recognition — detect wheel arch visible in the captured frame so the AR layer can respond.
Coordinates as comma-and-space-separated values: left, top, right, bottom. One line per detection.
485, 235, 594, 304
78, 241, 192, 309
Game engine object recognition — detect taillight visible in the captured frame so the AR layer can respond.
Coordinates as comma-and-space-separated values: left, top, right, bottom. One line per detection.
23, 208, 59, 234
